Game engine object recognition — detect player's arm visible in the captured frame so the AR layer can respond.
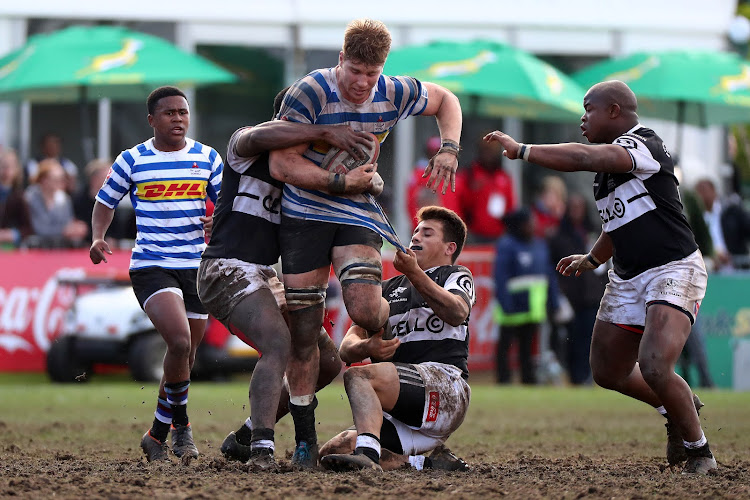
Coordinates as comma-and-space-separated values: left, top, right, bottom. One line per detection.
484, 131, 633, 173
419, 82, 462, 195
236, 121, 373, 160
89, 201, 115, 264
393, 249, 470, 327
556, 230, 614, 277
338, 324, 400, 365
269, 144, 374, 195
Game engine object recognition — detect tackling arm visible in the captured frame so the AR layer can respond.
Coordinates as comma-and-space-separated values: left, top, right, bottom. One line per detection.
339, 324, 400, 365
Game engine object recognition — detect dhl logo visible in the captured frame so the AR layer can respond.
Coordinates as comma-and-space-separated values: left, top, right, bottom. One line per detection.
136, 180, 207, 200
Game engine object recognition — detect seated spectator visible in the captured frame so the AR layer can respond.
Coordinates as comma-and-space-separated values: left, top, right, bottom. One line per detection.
24, 159, 88, 248
73, 158, 136, 245
0, 148, 33, 248
443, 134, 516, 244
26, 133, 79, 194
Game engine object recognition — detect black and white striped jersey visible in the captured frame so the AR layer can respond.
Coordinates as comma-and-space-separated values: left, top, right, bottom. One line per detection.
594, 124, 697, 280
383, 265, 475, 380
202, 127, 283, 265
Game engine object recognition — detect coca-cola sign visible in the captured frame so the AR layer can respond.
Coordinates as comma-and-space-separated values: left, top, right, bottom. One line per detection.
0, 250, 131, 371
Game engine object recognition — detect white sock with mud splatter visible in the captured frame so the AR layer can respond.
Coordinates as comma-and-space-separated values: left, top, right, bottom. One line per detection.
684, 431, 707, 449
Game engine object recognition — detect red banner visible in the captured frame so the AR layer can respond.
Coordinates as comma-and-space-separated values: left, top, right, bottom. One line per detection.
0, 249, 132, 371
0, 248, 498, 373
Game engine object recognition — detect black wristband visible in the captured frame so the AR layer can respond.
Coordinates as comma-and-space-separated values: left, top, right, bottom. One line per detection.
328, 172, 346, 194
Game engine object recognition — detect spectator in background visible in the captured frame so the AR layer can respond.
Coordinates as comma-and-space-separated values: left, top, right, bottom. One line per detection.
407, 136, 444, 229
677, 183, 715, 388
443, 134, 516, 243
548, 193, 607, 385
24, 159, 88, 248
493, 208, 559, 384
73, 158, 136, 245
0, 148, 33, 248
694, 178, 731, 271
720, 193, 750, 270
532, 175, 567, 238
26, 133, 79, 193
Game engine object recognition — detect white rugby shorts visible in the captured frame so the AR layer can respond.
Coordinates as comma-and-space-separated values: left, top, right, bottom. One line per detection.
384, 362, 471, 456
597, 249, 707, 327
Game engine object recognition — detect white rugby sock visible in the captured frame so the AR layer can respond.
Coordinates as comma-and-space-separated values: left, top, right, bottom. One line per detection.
656, 406, 667, 416
290, 394, 315, 406
684, 431, 707, 449
244, 417, 253, 430
409, 455, 426, 470
355, 434, 381, 457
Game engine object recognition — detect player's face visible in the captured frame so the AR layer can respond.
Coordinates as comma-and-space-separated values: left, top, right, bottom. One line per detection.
580, 92, 609, 144
410, 219, 451, 269
148, 95, 190, 151
337, 53, 383, 104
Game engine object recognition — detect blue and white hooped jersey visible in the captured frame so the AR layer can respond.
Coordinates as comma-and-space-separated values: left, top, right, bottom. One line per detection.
276, 67, 428, 248
96, 137, 223, 270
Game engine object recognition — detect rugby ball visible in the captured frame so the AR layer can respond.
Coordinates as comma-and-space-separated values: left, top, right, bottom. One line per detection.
320, 132, 380, 175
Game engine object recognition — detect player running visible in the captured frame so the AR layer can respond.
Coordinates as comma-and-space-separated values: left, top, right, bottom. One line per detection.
90, 86, 222, 462
484, 80, 716, 474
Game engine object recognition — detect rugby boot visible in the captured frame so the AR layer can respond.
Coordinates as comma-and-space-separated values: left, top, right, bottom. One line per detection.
247, 447, 276, 471
425, 445, 470, 471
682, 444, 717, 474
291, 441, 319, 469
220, 431, 253, 462
140, 430, 170, 462
665, 393, 704, 466
321, 451, 383, 472
171, 423, 199, 459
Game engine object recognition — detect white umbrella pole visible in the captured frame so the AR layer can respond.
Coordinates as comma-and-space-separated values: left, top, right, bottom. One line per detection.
97, 98, 111, 161
394, 117, 415, 243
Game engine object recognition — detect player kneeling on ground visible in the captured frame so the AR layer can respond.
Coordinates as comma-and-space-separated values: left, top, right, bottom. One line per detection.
320, 206, 473, 472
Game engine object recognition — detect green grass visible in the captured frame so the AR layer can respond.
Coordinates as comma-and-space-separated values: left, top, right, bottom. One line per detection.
1, 373, 748, 463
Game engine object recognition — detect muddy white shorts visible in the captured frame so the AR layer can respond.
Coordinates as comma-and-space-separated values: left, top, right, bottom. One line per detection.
597, 249, 707, 327
198, 258, 286, 325
384, 361, 471, 456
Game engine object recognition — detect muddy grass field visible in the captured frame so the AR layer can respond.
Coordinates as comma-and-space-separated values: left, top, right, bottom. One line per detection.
1, 374, 749, 499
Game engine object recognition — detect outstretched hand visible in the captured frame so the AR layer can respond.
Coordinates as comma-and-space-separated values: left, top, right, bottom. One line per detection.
556, 254, 598, 277
484, 131, 520, 160
422, 152, 458, 195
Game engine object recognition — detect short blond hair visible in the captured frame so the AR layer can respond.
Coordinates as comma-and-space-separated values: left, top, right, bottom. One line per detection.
342, 19, 391, 66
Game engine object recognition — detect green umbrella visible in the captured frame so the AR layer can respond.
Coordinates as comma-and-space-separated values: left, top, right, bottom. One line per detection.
573, 50, 750, 128
384, 40, 586, 122
0, 25, 236, 103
